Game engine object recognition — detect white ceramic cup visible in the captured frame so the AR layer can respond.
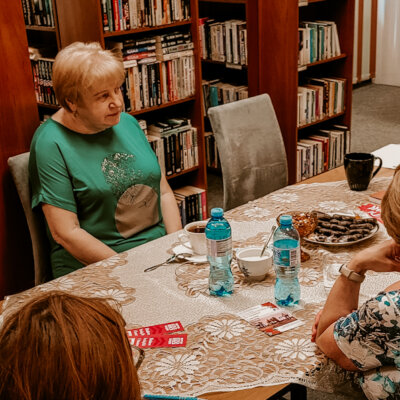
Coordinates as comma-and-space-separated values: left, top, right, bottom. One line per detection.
178, 221, 208, 255
236, 246, 273, 281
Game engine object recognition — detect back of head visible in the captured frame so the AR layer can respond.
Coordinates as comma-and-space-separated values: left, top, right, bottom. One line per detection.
52, 41, 125, 111
381, 165, 400, 243
0, 291, 141, 400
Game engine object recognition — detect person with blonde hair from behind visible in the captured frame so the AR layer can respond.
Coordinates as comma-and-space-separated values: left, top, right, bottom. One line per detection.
0, 291, 142, 400
29, 41, 182, 279
312, 165, 400, 400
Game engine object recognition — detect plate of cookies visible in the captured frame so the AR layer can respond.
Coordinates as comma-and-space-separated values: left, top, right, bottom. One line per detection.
304, 212, 379, 246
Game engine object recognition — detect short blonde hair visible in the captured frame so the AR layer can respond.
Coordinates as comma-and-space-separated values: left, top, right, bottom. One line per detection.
52, 42, 125, 112
381, 165, 400, 243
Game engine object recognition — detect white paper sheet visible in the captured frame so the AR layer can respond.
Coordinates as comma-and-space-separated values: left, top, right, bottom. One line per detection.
372, 144, 400, 169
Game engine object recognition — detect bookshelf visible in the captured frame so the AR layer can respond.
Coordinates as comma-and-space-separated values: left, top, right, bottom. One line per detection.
199, 0, 354, 184
23, 0, 104, 119
258, 0, 354, 183
198, 0, 259, 171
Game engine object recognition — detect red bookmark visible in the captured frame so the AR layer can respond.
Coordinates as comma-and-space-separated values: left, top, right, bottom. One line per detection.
126, 321, 184, 337
128, 334, 187, 349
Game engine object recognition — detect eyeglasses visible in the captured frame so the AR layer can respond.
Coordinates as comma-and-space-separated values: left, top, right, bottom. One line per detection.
132, 345, 145, 371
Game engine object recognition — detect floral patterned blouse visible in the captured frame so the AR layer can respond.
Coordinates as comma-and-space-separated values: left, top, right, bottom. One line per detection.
334, 290, 400, 400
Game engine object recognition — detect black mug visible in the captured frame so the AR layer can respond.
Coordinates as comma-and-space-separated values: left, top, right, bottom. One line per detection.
344, 153, 383, 191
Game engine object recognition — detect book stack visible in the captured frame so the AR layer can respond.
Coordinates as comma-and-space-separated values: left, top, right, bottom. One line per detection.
147, 118, 198, 176
22, 0, 55, 26
205, 132, 220, 170
298, 20, 341, 66
155, 31, 194, 59
174, 186, 207, 225
296, 124, 350, 182
297, 77, 346, 126
115, 34, 195, 111
31, 58, 57, 105
202, 79, 248, 115
137, 119, 148, 135
199, 18, 247, 66
100, 0, 191, 32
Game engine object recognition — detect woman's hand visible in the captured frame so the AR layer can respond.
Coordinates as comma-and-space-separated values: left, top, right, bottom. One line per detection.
348, 239, 400, 274
311, 310, 322, 342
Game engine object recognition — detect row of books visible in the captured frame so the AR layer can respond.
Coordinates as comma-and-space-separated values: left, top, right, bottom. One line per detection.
100, 0, 191, 32
174, 186, 207, 225
205, 132, 220, 170
296, 125, 350, 181
298, 20, 341, 66
122, 53, 195, 111
31, 58, 57, 105
202, 79, 248, 115
198, 18, 247, 66
146, 118, 199, 176
110, 31, 194, 61
22, 0, 55, 27
297, 77, 346, 127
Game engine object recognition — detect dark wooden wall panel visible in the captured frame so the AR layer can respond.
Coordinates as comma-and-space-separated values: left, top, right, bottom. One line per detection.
0, 1, 40, 298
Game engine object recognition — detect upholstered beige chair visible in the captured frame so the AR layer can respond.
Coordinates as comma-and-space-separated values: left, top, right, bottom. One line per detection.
208, 94, 288, 211
8, 152, 52, 285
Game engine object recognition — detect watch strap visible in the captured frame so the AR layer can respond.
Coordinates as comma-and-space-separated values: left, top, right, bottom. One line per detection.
339, 263, 365, 283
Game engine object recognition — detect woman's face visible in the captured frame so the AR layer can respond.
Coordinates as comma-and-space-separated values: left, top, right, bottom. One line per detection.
76, 82, 124, 133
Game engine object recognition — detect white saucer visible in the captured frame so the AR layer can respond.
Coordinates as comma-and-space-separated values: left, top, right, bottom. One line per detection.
172, 244, 208, 263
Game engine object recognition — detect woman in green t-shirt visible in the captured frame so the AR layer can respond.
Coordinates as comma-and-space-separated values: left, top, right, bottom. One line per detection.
29, 42, 182, 278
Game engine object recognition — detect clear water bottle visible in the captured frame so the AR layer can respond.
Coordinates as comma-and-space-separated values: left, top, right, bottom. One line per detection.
273, 215, 301, 306
206, 208, 234, 297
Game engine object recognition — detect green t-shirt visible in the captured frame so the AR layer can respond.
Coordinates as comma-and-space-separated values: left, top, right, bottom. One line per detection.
29, 112, 165, 278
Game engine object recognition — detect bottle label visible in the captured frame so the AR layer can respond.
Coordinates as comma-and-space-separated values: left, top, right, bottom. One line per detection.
207, 237, 232, 258
273, 246, 300, 267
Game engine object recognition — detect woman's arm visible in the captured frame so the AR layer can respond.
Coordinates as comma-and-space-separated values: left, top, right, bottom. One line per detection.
313, 239, 400, 370
160, 174, 182, 234
42, 204, 117, 265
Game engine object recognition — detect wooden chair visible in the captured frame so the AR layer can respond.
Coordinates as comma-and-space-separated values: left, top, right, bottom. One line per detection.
8, 152, 52, 285
208, 94, 288, 211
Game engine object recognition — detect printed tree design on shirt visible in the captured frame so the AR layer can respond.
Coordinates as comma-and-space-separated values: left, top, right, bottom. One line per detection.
101, 153, 159, 238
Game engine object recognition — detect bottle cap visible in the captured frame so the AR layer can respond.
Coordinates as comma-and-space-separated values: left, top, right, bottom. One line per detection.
279, 215, 292, 225
211, 208, 224, 218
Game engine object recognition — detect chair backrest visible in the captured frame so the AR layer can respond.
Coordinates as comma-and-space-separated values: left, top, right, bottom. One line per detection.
7, 152, 52, 285
208, 94, 288, 211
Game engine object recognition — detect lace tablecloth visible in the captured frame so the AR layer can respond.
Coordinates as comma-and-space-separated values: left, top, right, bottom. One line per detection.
2, 178, 396, 396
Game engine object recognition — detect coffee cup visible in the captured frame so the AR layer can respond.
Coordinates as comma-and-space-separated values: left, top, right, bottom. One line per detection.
178, 221, 207, 255
344, 152, 382, 191
236, 247, 273, 281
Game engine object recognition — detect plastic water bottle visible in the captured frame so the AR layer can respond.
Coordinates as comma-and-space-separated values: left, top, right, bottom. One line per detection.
206, 208, 234, 296
273, 215, 301, 306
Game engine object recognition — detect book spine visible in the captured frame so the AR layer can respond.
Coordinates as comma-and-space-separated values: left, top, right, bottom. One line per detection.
112, 0, 120, 30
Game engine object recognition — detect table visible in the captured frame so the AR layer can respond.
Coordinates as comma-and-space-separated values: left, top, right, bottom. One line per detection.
300, 165, 393, 184
1, 172, 396, 399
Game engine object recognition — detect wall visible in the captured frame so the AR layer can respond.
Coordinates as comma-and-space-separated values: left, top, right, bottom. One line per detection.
375, 0, 400, 86
353, 0, 378, 84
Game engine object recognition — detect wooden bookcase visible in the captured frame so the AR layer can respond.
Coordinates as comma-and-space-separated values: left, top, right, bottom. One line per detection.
0, 0, 41, 298
23, 0, 207, 191
256, 0, 354, 184
199, 0, 354, 184
198, 0, 259, 172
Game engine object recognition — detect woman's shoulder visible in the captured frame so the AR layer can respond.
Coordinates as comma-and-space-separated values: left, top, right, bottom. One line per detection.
31, 119, 63, 150
117, 113, 147, 139
119, 112, 139, 126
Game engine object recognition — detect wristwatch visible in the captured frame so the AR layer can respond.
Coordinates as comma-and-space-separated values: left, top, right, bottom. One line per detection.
339, 264, 365, 283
